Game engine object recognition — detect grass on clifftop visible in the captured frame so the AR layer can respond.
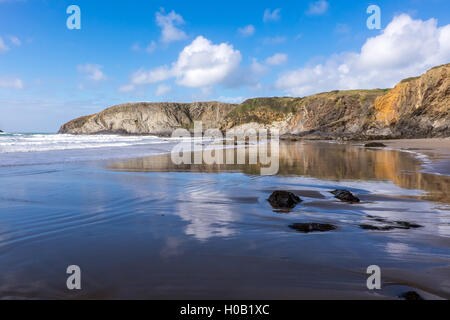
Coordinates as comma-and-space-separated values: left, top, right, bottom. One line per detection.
400, 76, 420, 83
231, 97, 300, 114
224, 97, 303, 126
224, 90, 390, 127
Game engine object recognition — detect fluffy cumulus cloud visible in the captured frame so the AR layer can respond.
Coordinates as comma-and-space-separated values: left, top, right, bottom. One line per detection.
77, 64, 107, 81
238, 25, 255, 37
276, 14, 450, 96
263, 9, 281, 22
156, 9, 187, 43
307, 1, 329, 15
174, 36, 242, 87
122, 36, 242, 91
266, 53, 288, 66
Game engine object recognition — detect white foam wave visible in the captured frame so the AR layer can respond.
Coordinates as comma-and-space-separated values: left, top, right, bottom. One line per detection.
0, 134, 170, 153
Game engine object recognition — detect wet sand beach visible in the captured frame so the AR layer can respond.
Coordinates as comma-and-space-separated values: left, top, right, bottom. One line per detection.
0, 140, 449, 300
369, 138, 450, 176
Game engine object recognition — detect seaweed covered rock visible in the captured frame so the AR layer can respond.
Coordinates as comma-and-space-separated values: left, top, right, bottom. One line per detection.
331, 190, 360, 203
268, 191, 302, 209
289, 223, 337, 233
365, 142, 387, 148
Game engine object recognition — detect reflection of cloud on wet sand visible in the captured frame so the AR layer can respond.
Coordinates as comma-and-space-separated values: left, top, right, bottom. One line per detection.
386, 242, 413, 258
173, 176, 238, 241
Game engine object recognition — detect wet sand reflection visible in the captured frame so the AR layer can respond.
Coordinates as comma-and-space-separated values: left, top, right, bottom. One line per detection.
109, 141, 450, 204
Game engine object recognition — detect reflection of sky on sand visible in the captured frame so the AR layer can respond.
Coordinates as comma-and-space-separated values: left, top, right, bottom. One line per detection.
1, 141, 449, 299
173, 175, 238, 241
107, 141, 450, 242
386, 242, 413, 258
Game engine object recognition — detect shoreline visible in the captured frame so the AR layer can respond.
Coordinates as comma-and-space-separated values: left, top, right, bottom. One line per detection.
2, 133, 450, 176
357, 138, 450, 176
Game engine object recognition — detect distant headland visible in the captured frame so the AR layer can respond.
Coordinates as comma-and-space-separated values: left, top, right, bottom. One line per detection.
59, 64, 450, 140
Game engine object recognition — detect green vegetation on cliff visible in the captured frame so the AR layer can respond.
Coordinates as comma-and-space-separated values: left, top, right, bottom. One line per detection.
224, 97, 302, 127
223, 89, 390, 129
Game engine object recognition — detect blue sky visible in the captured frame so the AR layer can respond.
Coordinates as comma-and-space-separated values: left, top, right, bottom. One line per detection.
0, 0, 449, 132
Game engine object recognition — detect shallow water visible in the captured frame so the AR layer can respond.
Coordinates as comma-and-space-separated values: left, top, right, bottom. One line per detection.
0, 141, 449, 299
0, 133, 186, 166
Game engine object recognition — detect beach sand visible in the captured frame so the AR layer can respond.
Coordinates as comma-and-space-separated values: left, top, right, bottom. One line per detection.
381, 138, 450, 154
361, 138, 450, 175
0, 140, 449, 300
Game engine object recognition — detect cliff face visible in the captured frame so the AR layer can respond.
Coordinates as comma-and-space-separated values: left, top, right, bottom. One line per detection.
59, 102, 237, 135
286, 89, 389, 137
59, 64, 450, 139
370, 64, 450, 138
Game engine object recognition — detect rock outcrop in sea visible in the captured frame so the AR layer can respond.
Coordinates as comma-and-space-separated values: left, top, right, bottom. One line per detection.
59, 64, 450, 139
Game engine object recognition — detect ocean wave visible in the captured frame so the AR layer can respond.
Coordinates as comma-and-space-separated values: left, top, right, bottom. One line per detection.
0, 133, 206, 167
0, 134, 170, 153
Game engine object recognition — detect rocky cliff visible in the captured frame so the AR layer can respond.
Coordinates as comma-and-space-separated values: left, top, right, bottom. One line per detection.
59, 102, 237, 135
59, 64, 450, 139
370, 64, 450, 138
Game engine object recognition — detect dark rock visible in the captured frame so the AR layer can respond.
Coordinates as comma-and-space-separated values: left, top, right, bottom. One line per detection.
394, 221, 423, 229
367, 216, 423, 229
289, 223, 337, 233
268, 191, 302, 209
331, 190, 360, 203
360, 221, 424, 231
280, 134, 302, 142
365, 142, 387, 148
372, 218, 387, 223
360, 224, 397, 231
399, 291, 424, 300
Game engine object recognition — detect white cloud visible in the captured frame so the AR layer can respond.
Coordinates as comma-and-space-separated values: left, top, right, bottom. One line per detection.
0, 37, 9, 53
266, 53, 288, 66
0, 77, 23, 89
156, 9, 187, 43
250, 58, 268, 75
307, 1, 329, 15
238, 25, 255, 37
77, 64, 107, 81
263, 9, 281, 22
219, 58, 268, 90
129, 66, 173, 86
123, 36, 242, 91
276, 14, 450, 96
155, 84, 171, 96
174, 36, 242, 88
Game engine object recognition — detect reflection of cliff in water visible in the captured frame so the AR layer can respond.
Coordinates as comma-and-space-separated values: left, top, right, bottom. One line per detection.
108, 141, 450, 203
